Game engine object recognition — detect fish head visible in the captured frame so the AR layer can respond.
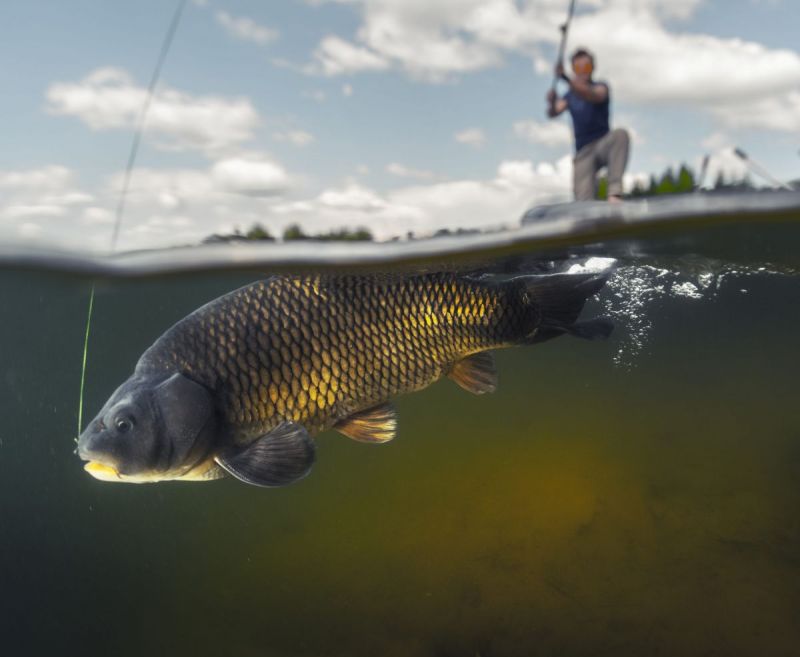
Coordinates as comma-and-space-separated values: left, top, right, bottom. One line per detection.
77, 372, 217, 483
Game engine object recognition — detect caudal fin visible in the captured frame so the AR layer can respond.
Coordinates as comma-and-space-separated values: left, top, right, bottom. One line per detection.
513, 271, 613, 344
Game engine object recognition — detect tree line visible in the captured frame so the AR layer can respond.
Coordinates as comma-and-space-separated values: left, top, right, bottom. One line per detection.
204, 223, 374, 244
597, 163, 760, 200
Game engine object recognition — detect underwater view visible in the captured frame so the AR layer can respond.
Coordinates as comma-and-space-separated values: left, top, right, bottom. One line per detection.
3, 1, 800, 655
3, 199, 800, 657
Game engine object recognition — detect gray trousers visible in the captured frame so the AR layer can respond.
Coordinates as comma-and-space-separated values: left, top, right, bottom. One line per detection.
573, 128, 630, 200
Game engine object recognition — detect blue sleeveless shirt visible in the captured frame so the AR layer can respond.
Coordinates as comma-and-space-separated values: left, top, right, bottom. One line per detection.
565, 82, 610, 152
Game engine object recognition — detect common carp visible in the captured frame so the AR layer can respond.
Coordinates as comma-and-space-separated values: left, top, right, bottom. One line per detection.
77, 271, 611, 487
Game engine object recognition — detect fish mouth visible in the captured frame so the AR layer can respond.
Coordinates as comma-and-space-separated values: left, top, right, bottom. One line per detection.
82, 459, 170, 484
83, 460, 122, 481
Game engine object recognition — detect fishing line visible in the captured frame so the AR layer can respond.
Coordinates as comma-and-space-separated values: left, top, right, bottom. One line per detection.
76, 0, 188, 440
76, 286, 95, 442
111, 0, 188, 252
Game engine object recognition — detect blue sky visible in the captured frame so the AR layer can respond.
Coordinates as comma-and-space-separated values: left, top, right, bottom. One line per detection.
1, 0, 798, 250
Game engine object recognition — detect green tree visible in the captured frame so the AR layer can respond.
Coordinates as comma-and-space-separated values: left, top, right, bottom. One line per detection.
676, 165, 695, 193
629, 179, 648, 197
317, 228, 373, 241
343, 228, 372, 241
283, 224, 309, 241
282, 224, 373, 241
245, 223, 274, 241
655, 168, 677, 195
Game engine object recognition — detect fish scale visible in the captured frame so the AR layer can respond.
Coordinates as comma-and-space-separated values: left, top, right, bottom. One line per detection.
137, 273, 530, 440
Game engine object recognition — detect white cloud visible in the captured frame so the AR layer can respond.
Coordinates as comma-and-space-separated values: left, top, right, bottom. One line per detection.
101, 156, 291, 206
305, 0, 553, 81
513, 119, 571, 147
215, 11, 279, 45
0, 165, 73, 190
710, 90, 800, 132
271, 155, 574, 239
3, 205, 66, 220
108, 168, 216, 207
82, 207, 114, 225
0, 153, 285, 249
621, 0, 705, 20
342, 83, 354, 96
44, 191, 94, 205
0, 165, 93, 224
211, 157, 292, 196
312, 35, 390, 75
272, 129, 315, 146
318, 183, 388, 212
701, 131, 734, 152
386, 162, 439, 181
46, 68, 260, 155
454, 127, 486, 147
84, 159, 294, 249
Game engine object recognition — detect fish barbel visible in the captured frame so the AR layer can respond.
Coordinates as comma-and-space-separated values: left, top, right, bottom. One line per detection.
77, 271, 611, 487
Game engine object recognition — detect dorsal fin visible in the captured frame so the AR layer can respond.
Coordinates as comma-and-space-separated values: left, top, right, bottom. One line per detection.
448, 352, 498, 395
335, 403, 397, 443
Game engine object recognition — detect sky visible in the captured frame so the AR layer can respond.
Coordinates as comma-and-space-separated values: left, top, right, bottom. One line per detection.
0, 0, 798, 251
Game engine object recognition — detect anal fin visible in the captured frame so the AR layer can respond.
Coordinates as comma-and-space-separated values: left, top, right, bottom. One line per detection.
335, 403, 397, 443
448, 351, 498, 395
215, 422, 315, 488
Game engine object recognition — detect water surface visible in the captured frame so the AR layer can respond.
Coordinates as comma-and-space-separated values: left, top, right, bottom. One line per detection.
1, 198, 799, 657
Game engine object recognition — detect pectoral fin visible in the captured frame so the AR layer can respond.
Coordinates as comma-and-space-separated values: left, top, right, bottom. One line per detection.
448, 352, 498, 395
335, 403, 397, 443
215, 422, 315, 487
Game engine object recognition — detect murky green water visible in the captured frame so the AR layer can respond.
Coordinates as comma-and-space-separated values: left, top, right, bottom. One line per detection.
2, 213, 800, 657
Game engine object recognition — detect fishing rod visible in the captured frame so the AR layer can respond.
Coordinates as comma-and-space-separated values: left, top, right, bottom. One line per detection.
77, 0, 188, 441
733, 147, 793, 191
551, 0, 577, 92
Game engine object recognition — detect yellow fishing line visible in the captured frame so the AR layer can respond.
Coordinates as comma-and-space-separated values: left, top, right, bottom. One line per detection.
76, 285, 95, 441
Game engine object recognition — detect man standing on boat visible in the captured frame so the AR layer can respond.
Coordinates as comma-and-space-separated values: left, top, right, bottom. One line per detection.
546, 48, 630, 202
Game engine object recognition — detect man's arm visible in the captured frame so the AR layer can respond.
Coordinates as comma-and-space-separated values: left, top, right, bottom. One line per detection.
568, 78, 608, 104
546, 88, 568, 118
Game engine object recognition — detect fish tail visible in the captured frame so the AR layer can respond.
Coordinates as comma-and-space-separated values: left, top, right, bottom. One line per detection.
512, 272, 613, 343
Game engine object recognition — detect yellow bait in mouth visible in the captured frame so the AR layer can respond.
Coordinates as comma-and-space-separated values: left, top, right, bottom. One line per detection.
84, 461, 120, 480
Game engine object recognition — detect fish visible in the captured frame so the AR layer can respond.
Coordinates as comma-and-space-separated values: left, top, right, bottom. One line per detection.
77, 271, 612, 487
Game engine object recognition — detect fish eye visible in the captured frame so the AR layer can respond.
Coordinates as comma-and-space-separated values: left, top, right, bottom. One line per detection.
115, 416, 134, 433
